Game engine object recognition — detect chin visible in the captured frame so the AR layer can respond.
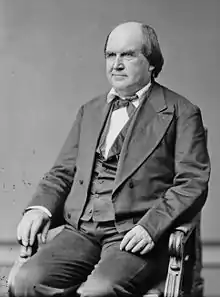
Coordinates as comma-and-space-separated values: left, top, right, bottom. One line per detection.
112, 81, 128, 90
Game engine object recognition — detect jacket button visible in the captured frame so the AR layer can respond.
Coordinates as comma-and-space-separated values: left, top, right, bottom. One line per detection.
79, 179, 84, 185
129, 180, 134, 188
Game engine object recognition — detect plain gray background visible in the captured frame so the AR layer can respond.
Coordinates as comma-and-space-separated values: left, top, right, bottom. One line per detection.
0, 0, 219, 243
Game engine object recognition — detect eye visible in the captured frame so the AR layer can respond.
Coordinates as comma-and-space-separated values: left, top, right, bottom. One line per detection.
121, 51, 136, 59
105, 52, 116, 59
126, 53, 134, 57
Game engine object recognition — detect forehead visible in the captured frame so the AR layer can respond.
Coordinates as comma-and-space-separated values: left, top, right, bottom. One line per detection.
106, 24, 143, 52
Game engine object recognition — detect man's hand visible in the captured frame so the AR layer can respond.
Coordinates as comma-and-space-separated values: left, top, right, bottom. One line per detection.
17, 209, 51, 247
120, 225, 155, 255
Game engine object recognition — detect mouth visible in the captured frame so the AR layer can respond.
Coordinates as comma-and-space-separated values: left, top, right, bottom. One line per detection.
112, 73, 126, 77
112, 74, 127, 80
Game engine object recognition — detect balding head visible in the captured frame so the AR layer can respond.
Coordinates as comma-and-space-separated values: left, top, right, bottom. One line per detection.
107, 22, 143, 49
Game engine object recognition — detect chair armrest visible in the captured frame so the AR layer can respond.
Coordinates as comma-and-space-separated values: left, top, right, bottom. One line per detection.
173, 219, 198, 244
164, 218, 198, 297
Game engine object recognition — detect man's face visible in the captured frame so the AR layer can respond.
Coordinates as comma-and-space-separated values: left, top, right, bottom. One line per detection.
105, 23, 153, 97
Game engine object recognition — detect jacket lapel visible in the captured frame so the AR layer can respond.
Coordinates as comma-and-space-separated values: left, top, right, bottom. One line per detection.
113, 83, 174, 194
78, 94, 111, 183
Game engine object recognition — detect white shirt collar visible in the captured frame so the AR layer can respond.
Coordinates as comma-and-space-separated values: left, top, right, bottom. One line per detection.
107, 81, 151, 104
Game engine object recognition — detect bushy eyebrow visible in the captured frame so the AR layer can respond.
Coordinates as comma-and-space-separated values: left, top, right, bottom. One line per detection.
105, 50, 137, 58
105, 51, 116, 57
121, 50, 136, 56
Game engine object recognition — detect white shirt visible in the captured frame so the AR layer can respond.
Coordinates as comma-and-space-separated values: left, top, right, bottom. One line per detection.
104, 82, 151, 158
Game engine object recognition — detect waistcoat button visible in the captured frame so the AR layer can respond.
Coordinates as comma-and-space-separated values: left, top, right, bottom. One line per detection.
129, 180, 134, 188
79, 179, 84, 185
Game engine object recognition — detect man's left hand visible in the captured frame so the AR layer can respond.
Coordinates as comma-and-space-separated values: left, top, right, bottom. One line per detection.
120, 225, 155, 255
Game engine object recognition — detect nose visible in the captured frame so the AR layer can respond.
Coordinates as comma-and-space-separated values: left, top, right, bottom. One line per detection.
113, 54, 124, 70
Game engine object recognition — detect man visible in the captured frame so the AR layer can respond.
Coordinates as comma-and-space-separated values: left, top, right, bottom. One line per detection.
10, 21, 210, 297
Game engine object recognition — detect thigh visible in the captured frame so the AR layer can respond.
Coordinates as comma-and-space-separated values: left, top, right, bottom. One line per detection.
80, 239, 169, 297
20, 225, 101, 289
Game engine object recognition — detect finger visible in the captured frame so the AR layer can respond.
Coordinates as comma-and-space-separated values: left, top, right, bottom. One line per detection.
41, 220, 51, 243
20, 245, 32, 258
120, 230, 135, 250
124, 236, 140, 251
29, 219, 42, 246
17, 219, 27, 241
140, 242, 155, 255
18, 220, 32, 247
131, 239, 147, 253
17, 223, 22, 241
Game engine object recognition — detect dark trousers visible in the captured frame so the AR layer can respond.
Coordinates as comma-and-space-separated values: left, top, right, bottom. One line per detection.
11, 221, 168, 297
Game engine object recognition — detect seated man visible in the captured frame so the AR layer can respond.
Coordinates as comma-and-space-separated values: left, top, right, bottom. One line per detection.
10, 21, 210, 297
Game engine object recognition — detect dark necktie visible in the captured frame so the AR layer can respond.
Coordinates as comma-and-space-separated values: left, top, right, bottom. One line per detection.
112, 95, 138, 117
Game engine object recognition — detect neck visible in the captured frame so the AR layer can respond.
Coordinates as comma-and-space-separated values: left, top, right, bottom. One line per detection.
115, 81, 152, 98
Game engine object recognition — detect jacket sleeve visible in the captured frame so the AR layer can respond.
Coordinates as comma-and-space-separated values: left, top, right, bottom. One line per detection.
26, 105, 84, 217
138, 104, 211, 243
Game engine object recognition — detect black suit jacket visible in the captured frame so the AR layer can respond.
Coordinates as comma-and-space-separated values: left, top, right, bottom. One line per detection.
28, 83, 210, 243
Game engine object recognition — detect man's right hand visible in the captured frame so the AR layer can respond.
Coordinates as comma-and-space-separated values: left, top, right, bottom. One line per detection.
17, 209, 51, 247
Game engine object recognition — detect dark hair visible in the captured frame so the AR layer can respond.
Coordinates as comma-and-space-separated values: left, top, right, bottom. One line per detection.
104, 23, 164, 78
140, 24, 164, 78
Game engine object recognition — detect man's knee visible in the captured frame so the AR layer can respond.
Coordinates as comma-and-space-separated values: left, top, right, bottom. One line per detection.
9, 264, 43, 297
77, 278, 116, 297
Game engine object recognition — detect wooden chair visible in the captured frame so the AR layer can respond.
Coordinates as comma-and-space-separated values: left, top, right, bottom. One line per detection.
143, 214, 203, 297
8, 214, 204, 297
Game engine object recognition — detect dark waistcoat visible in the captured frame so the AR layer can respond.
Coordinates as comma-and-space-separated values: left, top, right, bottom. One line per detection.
80, 108, 133, 222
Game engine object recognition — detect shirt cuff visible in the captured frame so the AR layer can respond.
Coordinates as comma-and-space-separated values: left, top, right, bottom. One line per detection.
26, 206, 52, 217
